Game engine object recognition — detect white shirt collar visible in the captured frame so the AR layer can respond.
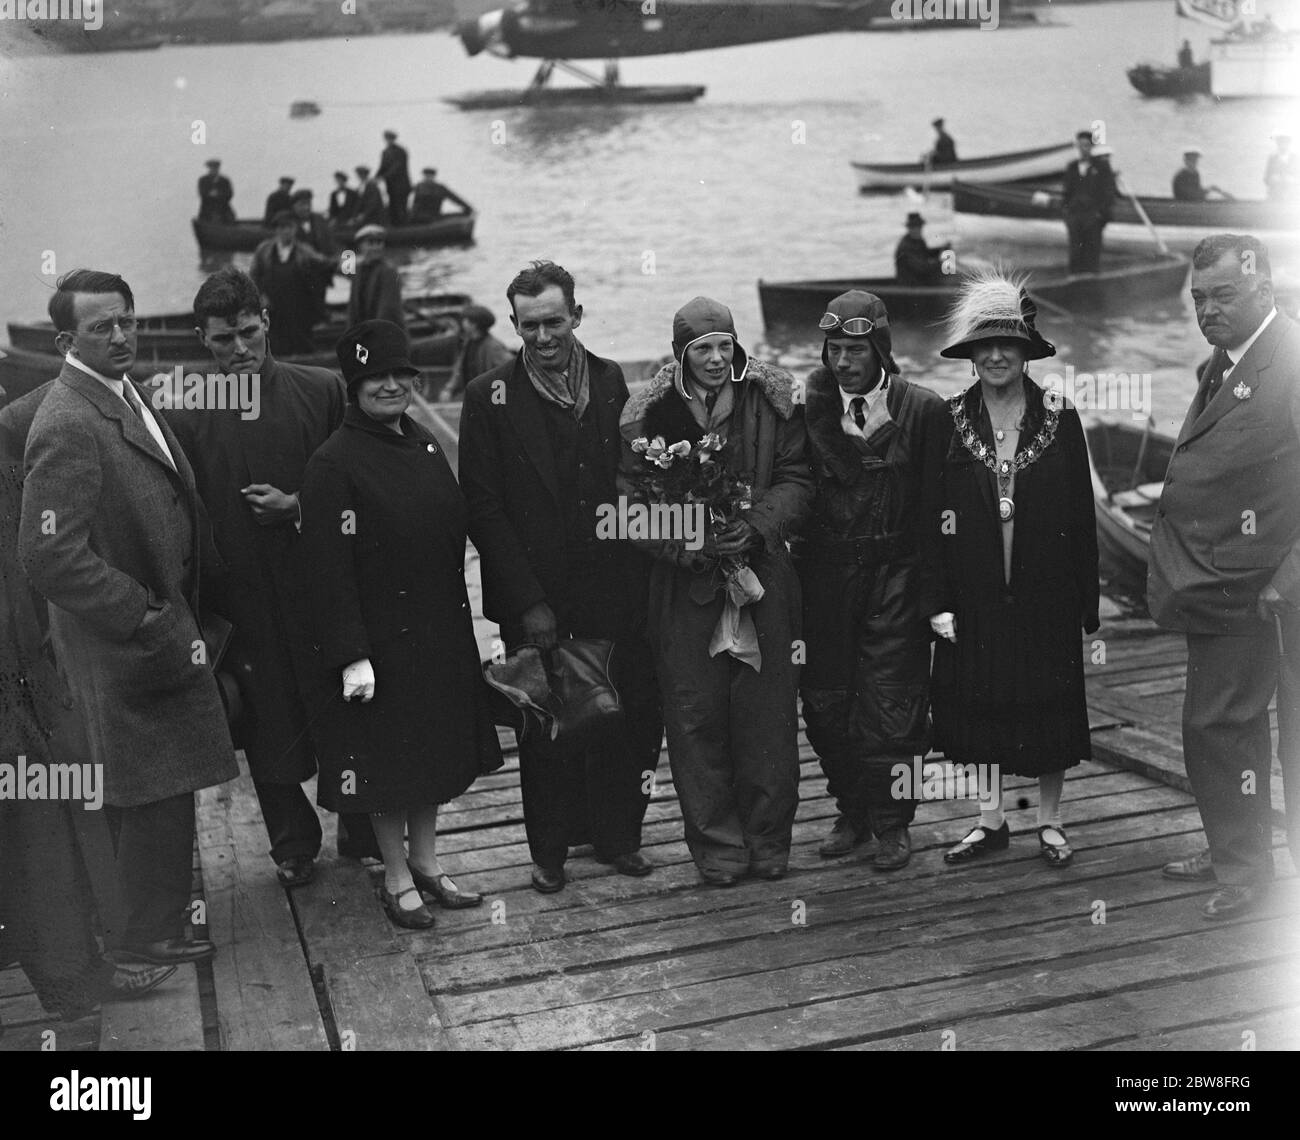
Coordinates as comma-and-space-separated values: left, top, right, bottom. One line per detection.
65, 351, 126, 394
1226, 308, 1278, 367
840, 374, 888, 415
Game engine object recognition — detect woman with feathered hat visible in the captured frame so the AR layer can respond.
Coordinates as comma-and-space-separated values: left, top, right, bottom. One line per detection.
929, 272, 1100, 868
618, 298, 813, 886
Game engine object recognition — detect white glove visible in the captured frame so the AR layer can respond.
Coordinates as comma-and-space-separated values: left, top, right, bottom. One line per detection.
929, 612, 957, 643
342, 658, 375, 702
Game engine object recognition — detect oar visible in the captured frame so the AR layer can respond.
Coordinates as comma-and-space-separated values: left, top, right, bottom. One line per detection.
1115, 172, 1169, 256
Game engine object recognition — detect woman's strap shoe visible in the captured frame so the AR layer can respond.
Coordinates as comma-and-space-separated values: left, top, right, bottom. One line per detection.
379, 885, 436, 929
1038, 825, 1073, 867
408, 863, 483, 909
943, 822, 1010, 864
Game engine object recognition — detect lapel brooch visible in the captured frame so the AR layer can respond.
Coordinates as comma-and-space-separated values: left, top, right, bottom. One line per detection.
1232, 379, 1252, 400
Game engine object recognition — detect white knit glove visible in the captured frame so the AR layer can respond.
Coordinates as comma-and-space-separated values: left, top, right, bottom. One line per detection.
342, 658, 375, 702
929, 612, 956, 643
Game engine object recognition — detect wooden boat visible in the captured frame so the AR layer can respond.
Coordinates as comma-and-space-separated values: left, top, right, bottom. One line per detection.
1126, 61, 1211, 96
444, 85, 706, 110
951, 180, 1300, 252
757, 255, 1191, 332
191, 212, 476, 253
6, 293, 470, 360
851, 141, 1074, 193
1084, 418, 1175, 598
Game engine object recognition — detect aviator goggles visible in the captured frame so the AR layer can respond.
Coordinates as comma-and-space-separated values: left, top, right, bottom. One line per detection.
818, 313, 877, 336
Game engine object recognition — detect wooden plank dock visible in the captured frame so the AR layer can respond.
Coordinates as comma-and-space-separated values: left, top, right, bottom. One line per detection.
3, 399, 1296, 1052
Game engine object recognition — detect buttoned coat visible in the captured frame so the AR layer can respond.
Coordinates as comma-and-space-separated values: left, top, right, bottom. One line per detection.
17, 362, 237, 807
1148, 312, 1300, 635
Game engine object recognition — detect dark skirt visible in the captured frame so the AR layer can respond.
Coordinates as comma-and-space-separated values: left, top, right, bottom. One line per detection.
931, 596, 1090, 776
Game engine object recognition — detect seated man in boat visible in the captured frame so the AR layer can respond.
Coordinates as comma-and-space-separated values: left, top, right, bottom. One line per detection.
1265, 133, 1297, 202
1172, 148, 1227, 202
263, 176, 296, 227
409, 167, 472, 225
197, 158, 235, 225
291, 189, 336, 257
352, 166, 388, 227
928, 117, 957, 166
894, 212, 948, 286
328, 171, 358, 223
1177, 39, 1194, 69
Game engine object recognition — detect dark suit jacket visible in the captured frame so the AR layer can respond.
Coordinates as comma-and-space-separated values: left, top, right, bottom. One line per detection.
354, 180, 386, 226
18, 362, 236, 805
329, 186, 359, 222
1149, 311, 1300, 634
1062, 156, 1117, 222
458, 349, 630, 628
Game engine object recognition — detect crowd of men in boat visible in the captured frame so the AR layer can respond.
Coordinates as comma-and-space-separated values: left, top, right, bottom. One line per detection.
196, 129, 472, 231
0, 228, 1295, 1023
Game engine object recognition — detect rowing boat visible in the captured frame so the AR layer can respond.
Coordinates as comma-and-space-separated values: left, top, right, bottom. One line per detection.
850, 142, 1074, 193
191, 212, 477, 253
757, 255, 1191, 332
1126, 61, 1211, 97
951, 180, 1300, 252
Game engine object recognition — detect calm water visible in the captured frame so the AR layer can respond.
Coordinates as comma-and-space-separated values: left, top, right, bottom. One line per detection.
1, 0, 1296, 436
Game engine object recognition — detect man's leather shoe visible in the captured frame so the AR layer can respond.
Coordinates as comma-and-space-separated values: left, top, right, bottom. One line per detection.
1202, 883, 1268, 921
609, 851, 654, 877
104, 964, 177, 1001
699, 868, 741, 887
1163, 848, 1214, 881
276, 855, 315, 889
408, 863, 483, 908
819, 816, 867, 858
116, 938, 215, 966
530, 864, 566, 893
943, 821, 1010, 865
873, 827, 911, 871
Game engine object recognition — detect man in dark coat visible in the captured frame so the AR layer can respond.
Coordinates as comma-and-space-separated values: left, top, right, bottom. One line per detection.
1062, 130, 1117, 274
929, 117, 957, 165
795, 290, 948, 868
2, 395, 177, 1021
328, 170, 358, 224
1149, 233, 1300, 920
459, 260, 663, 893
409, 167, 472, 224
250, 212, 336, 356
894, 213, 947, 286
347, 225, 405, 330
263, 176, 296, 227
18, 269, 237, 966
197, 158, 235, 224
377, 130, 412, 226
441, 304, 513, 402
290, 189, 335, 257
167, 267, 379, 881
352, 166, 387, 227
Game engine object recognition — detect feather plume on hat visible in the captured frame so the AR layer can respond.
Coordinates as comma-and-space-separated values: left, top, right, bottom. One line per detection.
939, 268, 1055, 360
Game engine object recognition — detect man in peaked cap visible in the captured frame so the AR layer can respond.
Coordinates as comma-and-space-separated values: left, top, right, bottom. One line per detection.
353, 166, 387, 228
894, 212, 948, 286
929, 117, 957, 166
377, 130, 412, 226
1062, 129, 1117, 273
793, 290, 950, 868
263, 176, 296, 228
197, 158, 235, 225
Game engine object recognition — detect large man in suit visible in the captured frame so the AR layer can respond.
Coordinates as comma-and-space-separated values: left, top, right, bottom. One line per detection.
18, 269, 238, 965
168, 267, 379, 882
459, 261, 663, 893
1062, 129, 1117, 274
1149, 233, 1300, 920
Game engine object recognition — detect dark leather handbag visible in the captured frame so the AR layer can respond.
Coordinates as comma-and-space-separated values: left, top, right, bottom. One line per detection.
482, 638, 623, 750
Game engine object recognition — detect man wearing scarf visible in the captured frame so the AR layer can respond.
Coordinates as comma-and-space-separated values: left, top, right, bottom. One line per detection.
794, 290, 949, 869
459, 261, 663, 894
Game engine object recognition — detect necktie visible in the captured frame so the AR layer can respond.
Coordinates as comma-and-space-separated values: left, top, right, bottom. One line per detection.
851, 396, 866, 430
1199, 350, 1228, 413
705, 390, 719, 415
120, 383, 143, 419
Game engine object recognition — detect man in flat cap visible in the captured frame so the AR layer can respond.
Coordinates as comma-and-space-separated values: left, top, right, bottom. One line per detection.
263, 176, 296, 228
442, 304, 513, 402
1172, 148, 1228, 202
928, 118, 957, 166
353, 166, 387, 228
894, 212, 948, 286
794, 290, 949, 868
1062, 129, 1117, 274
290, 189, 335, 258
329, 170, 359, 224
377, 130, 412, 226
347, 225, 405, 330
197, 158, 235, 225
409, 167, 473, 225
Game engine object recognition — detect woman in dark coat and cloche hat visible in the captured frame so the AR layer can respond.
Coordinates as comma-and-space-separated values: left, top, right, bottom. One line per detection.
929, 272, 1099, 868
299, 320, 502, 928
